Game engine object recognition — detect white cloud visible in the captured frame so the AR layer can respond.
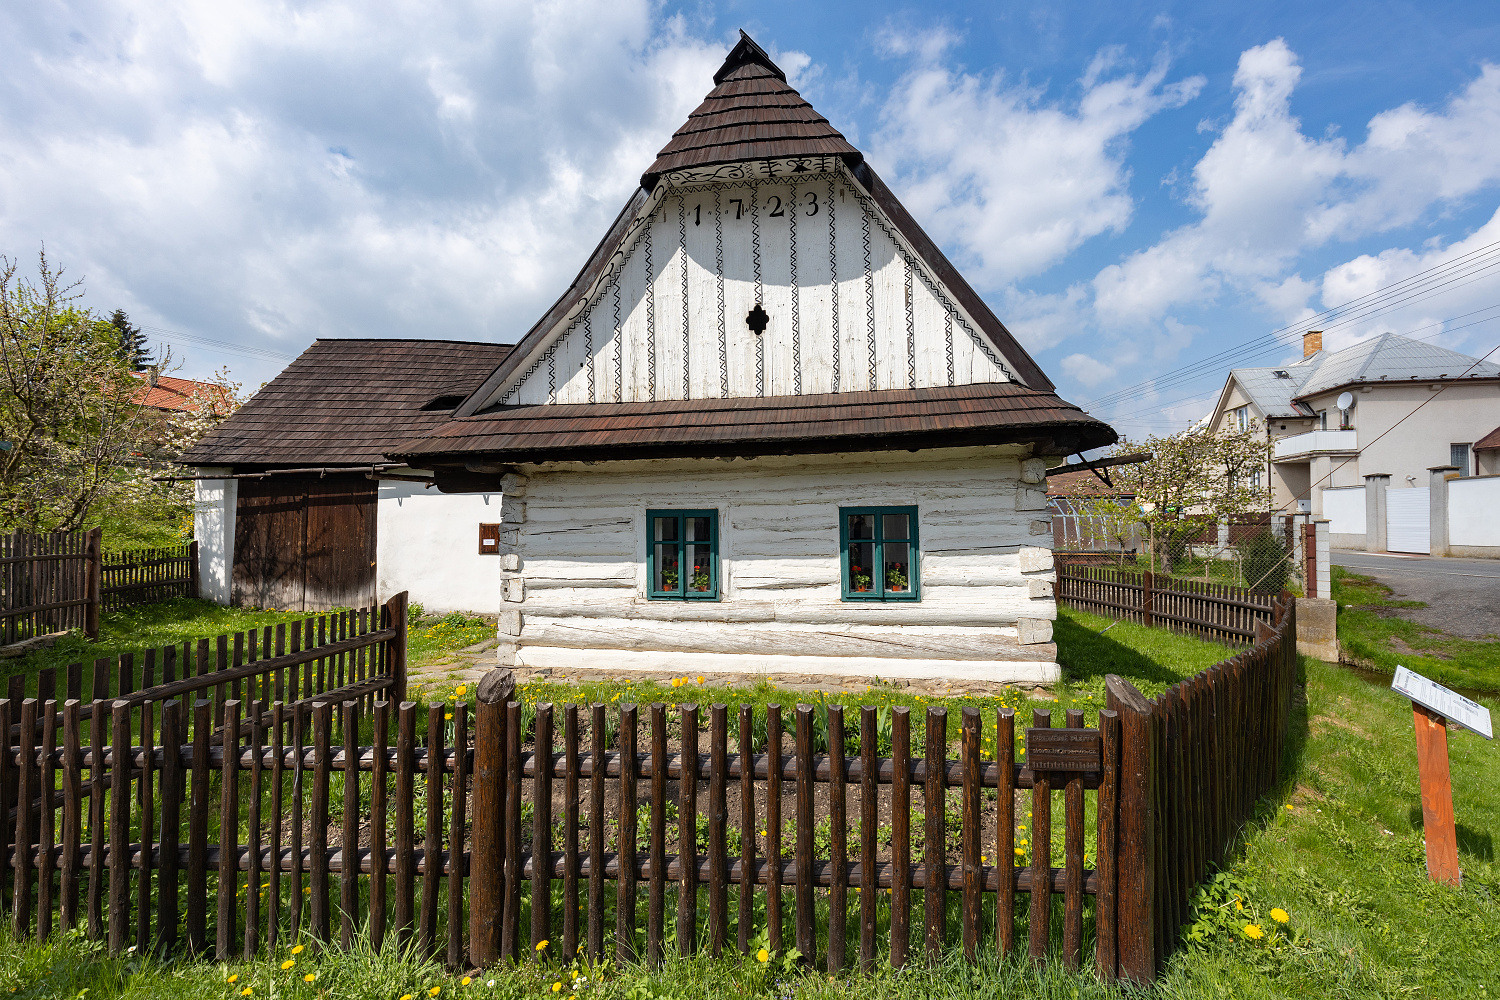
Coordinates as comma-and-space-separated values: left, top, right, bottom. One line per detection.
0, 1, 731, 380
872, 36, 1203, 287
1092, 40, 1500, 329
1060, 352, 1114, 387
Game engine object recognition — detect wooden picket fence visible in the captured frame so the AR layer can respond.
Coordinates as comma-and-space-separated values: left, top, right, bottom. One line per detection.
1, 593, 1297, 984
1, 530, 199, 646
1055, 563, 1276, 645
1, 530, 100, 645
102, 543, 198, 612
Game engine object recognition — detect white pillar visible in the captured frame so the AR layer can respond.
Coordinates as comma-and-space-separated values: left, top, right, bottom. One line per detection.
1429, 466, 1457, 558
1363, 474, 1389, 553
193, 467, 236, 605
1314, 519, 1331, 599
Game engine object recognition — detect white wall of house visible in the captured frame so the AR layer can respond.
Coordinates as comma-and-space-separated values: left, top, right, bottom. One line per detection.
494, 446, 1060, 683
1448, 475, 1500, 554
1304, 382, 1500, 485
192, 468, 236, 604
376, 481, 503, 615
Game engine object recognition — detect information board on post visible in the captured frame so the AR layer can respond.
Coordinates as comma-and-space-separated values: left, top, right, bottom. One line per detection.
1391, 666, 1494, 740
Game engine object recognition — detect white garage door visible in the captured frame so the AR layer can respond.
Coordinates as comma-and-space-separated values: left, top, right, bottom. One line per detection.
1386, 487, 1430, 554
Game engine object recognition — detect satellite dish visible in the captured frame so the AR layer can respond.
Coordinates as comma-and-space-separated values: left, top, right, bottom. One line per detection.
1336, 391, 1354, 411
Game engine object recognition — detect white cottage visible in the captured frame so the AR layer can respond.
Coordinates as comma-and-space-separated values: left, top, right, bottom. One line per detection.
392, 34, 1116, 684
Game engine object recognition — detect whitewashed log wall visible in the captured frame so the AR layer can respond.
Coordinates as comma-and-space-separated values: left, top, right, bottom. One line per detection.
488, 160, 1016, 408
492, 447, 1060, 683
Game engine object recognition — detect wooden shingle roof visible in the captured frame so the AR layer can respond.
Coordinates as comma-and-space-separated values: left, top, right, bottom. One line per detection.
392, 383, 1115, 465
641, 31, 860, 187
181, 338, 513, 469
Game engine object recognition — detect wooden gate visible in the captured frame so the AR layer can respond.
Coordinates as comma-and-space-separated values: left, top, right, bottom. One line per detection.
234, 474, 376, 611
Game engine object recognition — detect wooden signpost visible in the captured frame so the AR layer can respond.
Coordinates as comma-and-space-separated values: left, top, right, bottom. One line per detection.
1390, 666, 1494, 886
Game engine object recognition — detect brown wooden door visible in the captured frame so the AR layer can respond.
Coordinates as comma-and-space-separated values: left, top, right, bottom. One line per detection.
233, 474, 376, 611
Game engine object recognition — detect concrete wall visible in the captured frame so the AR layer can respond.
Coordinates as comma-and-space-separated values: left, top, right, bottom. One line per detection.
1322, 485, 1365, 548
376, 481, 504, 614
192, 468, 236, 605
1448, 475, 1500, 556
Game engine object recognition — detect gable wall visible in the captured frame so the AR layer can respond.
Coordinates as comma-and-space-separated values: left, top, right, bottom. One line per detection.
498, 164, 1012, 407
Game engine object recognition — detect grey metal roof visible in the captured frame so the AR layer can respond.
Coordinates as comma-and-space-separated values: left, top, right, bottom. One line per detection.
1295, 332, 1500, 396
1229, 333, 1500, 418
1228, 360, 1316, 418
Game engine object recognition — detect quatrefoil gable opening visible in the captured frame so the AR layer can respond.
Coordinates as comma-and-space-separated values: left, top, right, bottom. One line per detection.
745, 303, 769, 335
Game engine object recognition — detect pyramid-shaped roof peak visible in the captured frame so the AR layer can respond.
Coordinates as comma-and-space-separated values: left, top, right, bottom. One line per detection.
641, 30, 860, 187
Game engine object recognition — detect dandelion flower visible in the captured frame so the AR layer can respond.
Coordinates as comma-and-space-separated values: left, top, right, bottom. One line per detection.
696, 676, 705, 684
241, 990, 253, 997
552, 983, 562, 993
536, 939, 549, 951
282, 960, 296, 970
1285, 804, 1293, 811
757, 949, 769, 963
1014, 847, 1025, 856
1243, 924, 1264, 940
304, 974, 316, 983
291, 945, 305, 955
445, 713, 453, 721
431, 989, 442, 997
1270, 908, 1289, 924
227, 975, 239, 984
456, 685, 467, 697
402, 995, 413, 1000
462, 978, 472, 986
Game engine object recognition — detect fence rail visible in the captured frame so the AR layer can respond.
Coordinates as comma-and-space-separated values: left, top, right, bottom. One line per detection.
1056, 562, 1276, 645
102, 543, 198, 612
1, 593, 1298, 985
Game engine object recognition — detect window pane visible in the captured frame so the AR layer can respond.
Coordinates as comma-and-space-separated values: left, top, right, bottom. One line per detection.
654, 516, 679, 542
848, 514, 874, 540
686, 516, 711, 542
654, 543, 680, 592
884, 541, 911, 593
848, 541, 876, 593
686, 543, 713, 592
882, 513, 910, 540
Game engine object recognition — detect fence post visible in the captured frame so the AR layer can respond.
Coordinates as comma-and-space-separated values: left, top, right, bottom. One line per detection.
1140, 570, 1153, 629
471, 668, 514, 968
83, 528, 102, 640
385, 591, 408, 704
1106, 674, 1156, 984
188, 541, 200, 600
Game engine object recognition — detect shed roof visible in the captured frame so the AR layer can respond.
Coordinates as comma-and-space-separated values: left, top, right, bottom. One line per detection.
640, 32, 860, 188
1475, 425, 1500, 452
392, 383, 1115, 465
180, 338, 514, 469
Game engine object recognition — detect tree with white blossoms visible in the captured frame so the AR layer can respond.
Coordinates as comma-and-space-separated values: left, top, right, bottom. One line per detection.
1063, 421, 1271, 574
0, 251, 156, 532
0, 249, 241, 541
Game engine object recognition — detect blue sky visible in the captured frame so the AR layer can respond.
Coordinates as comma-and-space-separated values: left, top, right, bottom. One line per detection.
3, 1, 1499, 437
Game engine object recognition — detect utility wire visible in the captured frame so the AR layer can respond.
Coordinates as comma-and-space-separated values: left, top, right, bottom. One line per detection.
140, 324, 298, 363
1082, 240, 1500, 411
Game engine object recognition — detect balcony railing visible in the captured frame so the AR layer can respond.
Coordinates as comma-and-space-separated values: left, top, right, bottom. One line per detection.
1272, 429, 1358, 460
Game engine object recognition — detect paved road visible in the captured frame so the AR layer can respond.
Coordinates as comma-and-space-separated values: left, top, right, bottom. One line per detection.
1331, 549, 1500, 638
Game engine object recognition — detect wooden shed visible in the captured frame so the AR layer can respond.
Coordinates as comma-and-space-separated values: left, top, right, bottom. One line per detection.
181, 338, 513, 611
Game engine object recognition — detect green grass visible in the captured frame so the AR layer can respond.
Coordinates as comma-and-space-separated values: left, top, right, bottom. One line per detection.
1332, 565, 1500, 694
3, 604, 1497, 998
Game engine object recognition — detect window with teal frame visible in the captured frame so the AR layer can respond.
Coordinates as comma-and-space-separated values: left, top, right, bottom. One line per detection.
840, 506, 919, 601
646, 509, 719, 600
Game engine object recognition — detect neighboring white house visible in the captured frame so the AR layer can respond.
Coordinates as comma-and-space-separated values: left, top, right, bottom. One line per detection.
388, 33, 1116, 684
1207, 330, 1500, 551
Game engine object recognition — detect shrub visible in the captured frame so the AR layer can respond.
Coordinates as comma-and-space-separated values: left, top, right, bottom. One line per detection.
1239, 529, 1288, 593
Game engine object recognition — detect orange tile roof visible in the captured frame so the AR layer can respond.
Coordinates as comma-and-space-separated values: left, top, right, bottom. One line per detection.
132, 374, 231, 413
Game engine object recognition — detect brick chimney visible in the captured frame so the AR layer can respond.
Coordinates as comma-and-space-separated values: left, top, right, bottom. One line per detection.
1303, 330, 1322, 358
